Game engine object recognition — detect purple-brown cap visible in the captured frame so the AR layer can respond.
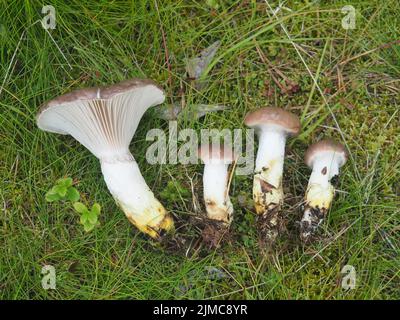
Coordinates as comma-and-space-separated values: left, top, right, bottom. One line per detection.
37, 78, 164, 122
244, 107, 301, 136
198, 144, 236, 164
304, 139, 348, 168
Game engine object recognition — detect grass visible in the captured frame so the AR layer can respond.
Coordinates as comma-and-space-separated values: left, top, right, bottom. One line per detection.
0, 0, 399, 299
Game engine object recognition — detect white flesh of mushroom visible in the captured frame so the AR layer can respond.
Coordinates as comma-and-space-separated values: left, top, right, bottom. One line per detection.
253, 126, 286, 215
203, 160, 233, 224
300, 151, 344, 240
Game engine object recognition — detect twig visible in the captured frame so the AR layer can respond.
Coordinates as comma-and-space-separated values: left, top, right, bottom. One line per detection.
225, 156, 237, 202
339, 39, 400, 67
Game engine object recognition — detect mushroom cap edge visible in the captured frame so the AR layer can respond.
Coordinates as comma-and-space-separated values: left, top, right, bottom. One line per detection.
244, 107, 301, 136
37, 78, 165, 133
304, 139, 348, 168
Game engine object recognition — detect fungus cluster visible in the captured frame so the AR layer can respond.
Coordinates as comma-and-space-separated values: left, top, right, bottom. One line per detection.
38, 78, 348, 244
195, 108, 346, 243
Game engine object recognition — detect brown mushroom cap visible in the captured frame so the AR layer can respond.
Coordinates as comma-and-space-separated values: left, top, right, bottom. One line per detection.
244, 107, 301, 136
198, 144, 236, 164
304, 139, 348, 168
37, 78, 163, 117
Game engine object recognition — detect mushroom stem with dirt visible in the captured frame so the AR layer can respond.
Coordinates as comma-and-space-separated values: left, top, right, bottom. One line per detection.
244, 107, 300, 241
198, 144, 235, 225
300, 139, 348, 242
37, 78, 174, 239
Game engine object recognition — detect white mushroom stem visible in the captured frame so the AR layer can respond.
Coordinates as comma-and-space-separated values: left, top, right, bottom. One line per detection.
300, 152, 341, 240
36, 80, 175, 239
203, 162, 233, 224
101, 152, 173, 238
253, 129, 286, 214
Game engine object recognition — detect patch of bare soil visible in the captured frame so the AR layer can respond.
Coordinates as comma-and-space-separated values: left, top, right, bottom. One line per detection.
200, 219, 232, 249
256, 207, 286, 247
146, 213, 233, 255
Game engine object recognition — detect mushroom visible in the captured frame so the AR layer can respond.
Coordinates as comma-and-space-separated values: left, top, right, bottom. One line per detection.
244, 107, 300, 240
37, 78, 174, 239
300, 139, 348, 241
198, 144, 235, 225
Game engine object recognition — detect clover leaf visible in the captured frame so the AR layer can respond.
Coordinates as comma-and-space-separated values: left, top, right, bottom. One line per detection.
45, 177, 80, 203
73, 201, 101, 233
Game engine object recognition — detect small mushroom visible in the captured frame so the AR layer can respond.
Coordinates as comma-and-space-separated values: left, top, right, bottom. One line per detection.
244, 107, 300, 240
300, 139, 348, 241
37, 78, 174, 239
198, 144, 236, 225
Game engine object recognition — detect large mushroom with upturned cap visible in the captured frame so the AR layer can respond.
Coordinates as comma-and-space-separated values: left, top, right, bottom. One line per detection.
197, 144, 236, 225
244, 107, 300, 241
37, 78, 174, 239
300, 139, 348, 242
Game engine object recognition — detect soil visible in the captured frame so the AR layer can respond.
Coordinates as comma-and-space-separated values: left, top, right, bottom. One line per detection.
299, 205, 327, 243
256, 207, 286, 247
152, 214, 233, 255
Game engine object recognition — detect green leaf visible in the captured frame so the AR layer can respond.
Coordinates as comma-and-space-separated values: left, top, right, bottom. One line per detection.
54, 184, 68, 197
45, 190, 61, 202
206, 0, 219, 10
87, 211, 97, 224
91, 203, 101, 216
73, 202, 88, 214
66, 187, 80, 202
80, 214, 88, 225
49, 185, 59, 194
57, 177, 73, 188
83, 222, 94, 232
